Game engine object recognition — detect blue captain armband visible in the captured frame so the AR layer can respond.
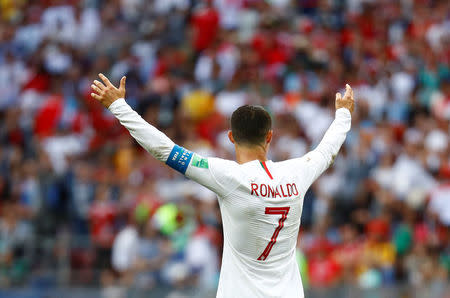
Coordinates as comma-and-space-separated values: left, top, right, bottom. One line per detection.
166, 145, 193, 174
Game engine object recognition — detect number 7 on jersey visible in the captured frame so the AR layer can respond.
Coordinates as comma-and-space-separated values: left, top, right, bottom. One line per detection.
258, 207, 290, 261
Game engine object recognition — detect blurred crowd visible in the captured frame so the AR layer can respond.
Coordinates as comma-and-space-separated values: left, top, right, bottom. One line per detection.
0, 0, 449, 296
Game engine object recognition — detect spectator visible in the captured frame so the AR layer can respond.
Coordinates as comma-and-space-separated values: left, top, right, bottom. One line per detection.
0, 201, 32, 286
358, 219, 396, 286
191, 0, 220, 53
89, 185, 118, 269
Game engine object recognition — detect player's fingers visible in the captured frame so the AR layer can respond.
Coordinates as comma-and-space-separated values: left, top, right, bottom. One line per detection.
91, 93, 101, 101
93, 80, 106, 90
336, 92, 342, 101
91, 84, 102, 94
344, 84, 352, 99
99, 73, 114, 88
119, 76, 126, 91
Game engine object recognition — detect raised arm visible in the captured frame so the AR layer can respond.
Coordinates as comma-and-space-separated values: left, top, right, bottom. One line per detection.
300, 84, 354, 187
91, 74, 175, 161
91, 74, 227, 194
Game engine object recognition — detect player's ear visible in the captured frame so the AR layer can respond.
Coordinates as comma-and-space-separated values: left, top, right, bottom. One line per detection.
266, 130, 273, 144
228, 130, 235, 144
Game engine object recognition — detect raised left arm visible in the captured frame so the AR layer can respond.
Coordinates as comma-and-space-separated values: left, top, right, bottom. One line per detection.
291, 84, 353, 188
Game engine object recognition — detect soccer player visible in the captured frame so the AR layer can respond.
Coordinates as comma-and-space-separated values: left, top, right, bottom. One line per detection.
91, 74, 354, 298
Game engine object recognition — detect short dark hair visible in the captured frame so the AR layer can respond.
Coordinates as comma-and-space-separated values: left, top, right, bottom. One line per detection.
231, 105, 272, 146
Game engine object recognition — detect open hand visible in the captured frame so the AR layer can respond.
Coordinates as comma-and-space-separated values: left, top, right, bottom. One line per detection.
335, 84, 354, 113
91, 73, 126, 108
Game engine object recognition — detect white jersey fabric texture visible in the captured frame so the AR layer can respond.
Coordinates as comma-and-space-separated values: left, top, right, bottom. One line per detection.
108, 98, 352, 298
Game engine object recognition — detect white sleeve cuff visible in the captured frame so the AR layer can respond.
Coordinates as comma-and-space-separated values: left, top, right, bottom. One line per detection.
108, 98, 127, 112
335, 108, 351, 119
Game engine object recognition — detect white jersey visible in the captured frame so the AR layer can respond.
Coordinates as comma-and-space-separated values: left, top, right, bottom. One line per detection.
109, 98, 352, 298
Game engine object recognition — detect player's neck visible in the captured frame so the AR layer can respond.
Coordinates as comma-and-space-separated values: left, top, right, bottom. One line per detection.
235, 145, 268, 164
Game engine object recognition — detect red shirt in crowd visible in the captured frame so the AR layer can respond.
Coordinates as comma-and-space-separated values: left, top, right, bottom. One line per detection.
89, 201, 118, 248
191, 6, 219, 52
308, 255, 341, 287
34, 94, 63, 138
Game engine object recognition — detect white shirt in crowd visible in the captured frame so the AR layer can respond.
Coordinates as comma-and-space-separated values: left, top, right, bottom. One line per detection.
111, 226, 139, 272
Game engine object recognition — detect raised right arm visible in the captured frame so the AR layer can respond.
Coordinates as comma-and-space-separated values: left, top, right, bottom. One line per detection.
91, 74, 227, 195
108, 98, 175, 162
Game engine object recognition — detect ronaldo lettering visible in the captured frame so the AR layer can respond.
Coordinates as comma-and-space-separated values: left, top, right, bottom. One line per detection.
250, 183, 299, 198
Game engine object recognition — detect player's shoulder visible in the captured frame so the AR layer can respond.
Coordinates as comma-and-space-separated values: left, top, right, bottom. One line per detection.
205, 157, 245, 193
206, 156, 240, 171
274, 155, 310, 169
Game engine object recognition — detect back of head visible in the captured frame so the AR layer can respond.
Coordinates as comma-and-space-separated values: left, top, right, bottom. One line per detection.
231, 105, 272, 146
